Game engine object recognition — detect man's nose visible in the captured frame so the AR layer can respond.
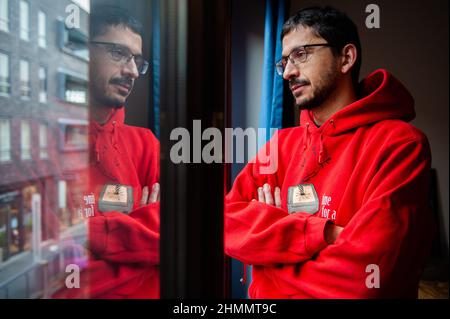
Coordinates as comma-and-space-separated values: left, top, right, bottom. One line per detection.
122, 58, 140, 79
282, 60, 300, 81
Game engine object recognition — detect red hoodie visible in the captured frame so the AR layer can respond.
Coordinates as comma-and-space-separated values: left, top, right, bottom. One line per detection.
53, 107, 160, 299
225, 69, 434, 298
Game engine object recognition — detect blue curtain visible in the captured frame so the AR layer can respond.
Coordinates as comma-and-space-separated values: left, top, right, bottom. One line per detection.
231, 0, 286, 299
259, 0, 285, 147
151, 0, 160, 138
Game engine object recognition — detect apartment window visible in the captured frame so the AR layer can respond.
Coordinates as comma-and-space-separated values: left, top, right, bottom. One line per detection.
57, 20, 89, 60
0, 52, 10, 95
20, 120, 31, 160
39, 124, 48, 159
0, 0, 9, 32
58, 119, 88, 151
39, 66, 47, 103
19, 1, 30, 41
38, 11, 47, 48
0, 118, 11, 162
58, 71, 88, 105
19, 60, 30, 99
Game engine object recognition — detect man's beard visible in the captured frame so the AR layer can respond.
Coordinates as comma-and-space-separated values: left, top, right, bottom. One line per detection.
292, 66, 339, 111
91, 77, 133, 109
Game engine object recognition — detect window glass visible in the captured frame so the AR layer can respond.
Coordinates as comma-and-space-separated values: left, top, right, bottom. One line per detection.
38, 11, 47, 48
0, 0, 8, 32
0, 53, 9, 95
1, 0, 160, 299
19, 1, 29, 41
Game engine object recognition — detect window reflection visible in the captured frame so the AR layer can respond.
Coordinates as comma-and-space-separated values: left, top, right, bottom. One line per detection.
1, 0, 159, 299
1, 0, 90, 298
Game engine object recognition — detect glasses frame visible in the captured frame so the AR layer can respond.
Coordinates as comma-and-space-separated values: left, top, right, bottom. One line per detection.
276, 43, 333, 76
89, 41, 149, 75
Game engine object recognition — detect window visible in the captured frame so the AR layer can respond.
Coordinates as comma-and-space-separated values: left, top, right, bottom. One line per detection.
57, 20, 89, 60
39, 124, 48, 159
58, 71, 88, 105
20, 120, 31, 160
58, 119, 88, 151
0, 52, 10, 95
19, 0, 30, 41
0, 0, 8, 32
39, 66, 47, 103
0, 118, 10, 162
38, 11, 47, 48
19, 60, 30, 99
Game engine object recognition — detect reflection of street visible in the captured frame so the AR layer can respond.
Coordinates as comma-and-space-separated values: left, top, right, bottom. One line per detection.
0, 222, 87, 299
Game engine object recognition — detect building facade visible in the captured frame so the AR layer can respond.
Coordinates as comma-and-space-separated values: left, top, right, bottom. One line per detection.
0, 0, 90, 298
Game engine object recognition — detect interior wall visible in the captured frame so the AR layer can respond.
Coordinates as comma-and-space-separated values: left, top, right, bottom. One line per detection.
231, 0, 265, 298
231, 0, 265, 179
286, 0, 449, 250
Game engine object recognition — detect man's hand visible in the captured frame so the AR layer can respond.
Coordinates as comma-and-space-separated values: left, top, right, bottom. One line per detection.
254, 183, 281, 208
140, 183, 160, 206
324, 222, 344, 244
254, 183, 344, 244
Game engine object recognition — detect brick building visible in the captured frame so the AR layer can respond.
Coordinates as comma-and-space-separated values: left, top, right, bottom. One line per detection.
0, 0, 90, 296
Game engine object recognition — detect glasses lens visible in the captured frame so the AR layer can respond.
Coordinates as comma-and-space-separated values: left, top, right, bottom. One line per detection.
275, 61, 284, 76
139, 60, 149, 75
292, 50, 307, 64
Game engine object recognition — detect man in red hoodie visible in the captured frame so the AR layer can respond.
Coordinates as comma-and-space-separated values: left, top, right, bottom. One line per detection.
53, 5, 160, 298
225, 6, 434, 298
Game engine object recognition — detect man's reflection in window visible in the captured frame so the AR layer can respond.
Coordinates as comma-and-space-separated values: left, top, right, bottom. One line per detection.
53, 5, 160, 299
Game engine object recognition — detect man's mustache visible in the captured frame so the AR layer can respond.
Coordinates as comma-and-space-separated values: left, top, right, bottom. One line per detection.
289, 79, 309, 90
110, 77, 134, 88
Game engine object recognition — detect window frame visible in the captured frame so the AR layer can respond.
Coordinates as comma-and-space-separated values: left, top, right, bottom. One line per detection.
19, 59, 31, 100
0, 0, 9, 33
20, 120, 31, 160
19, 0, 30, 42
0, 51, 10, 97
38, 10, 47, 49
39, 123, 48, 159
0, 117, 11, 162
38, 66, 47, 103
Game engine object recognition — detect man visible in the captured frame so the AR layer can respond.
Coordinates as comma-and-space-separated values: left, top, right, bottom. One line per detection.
225, 6, 434, 298
54, 5, 160, 299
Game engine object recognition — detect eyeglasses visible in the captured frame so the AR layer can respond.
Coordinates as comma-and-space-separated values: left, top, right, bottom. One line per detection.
89, 41, 149, 75
276, 43, 333, 76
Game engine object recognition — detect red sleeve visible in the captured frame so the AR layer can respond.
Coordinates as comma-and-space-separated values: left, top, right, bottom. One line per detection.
88, 202, 160, 266
225, 135, 330, 266
262, 138, 434, 298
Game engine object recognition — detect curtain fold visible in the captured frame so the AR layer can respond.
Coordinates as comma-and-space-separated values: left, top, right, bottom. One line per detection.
151, 0, 160, 138
259, 0, 285, 147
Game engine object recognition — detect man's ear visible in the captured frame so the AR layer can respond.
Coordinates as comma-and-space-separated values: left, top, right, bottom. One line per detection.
339, 44, 357, 75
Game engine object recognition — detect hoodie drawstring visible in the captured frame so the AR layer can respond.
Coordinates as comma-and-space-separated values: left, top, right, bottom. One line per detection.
303, 123, 310, 150
112, 120, 119, 150
318, 133, 327, 165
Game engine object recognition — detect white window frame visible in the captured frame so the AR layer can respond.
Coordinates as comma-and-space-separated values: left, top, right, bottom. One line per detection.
0, 52, 10, 96
21, 120, 31, 160
19, 0, 30, 41
19, 59, 30, 99
0, 118, 11, 162
0, 0, 9, 33
39, 123, 48, 159
39, 66, 47, 103
38, 10, 47, 48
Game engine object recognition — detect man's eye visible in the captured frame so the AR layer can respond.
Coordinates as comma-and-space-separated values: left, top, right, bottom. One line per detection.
111, 49, 128, 58
292, 50, 306, 60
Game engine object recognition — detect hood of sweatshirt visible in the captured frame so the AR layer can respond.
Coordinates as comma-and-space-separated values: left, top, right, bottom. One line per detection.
299, 69, 415, 136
